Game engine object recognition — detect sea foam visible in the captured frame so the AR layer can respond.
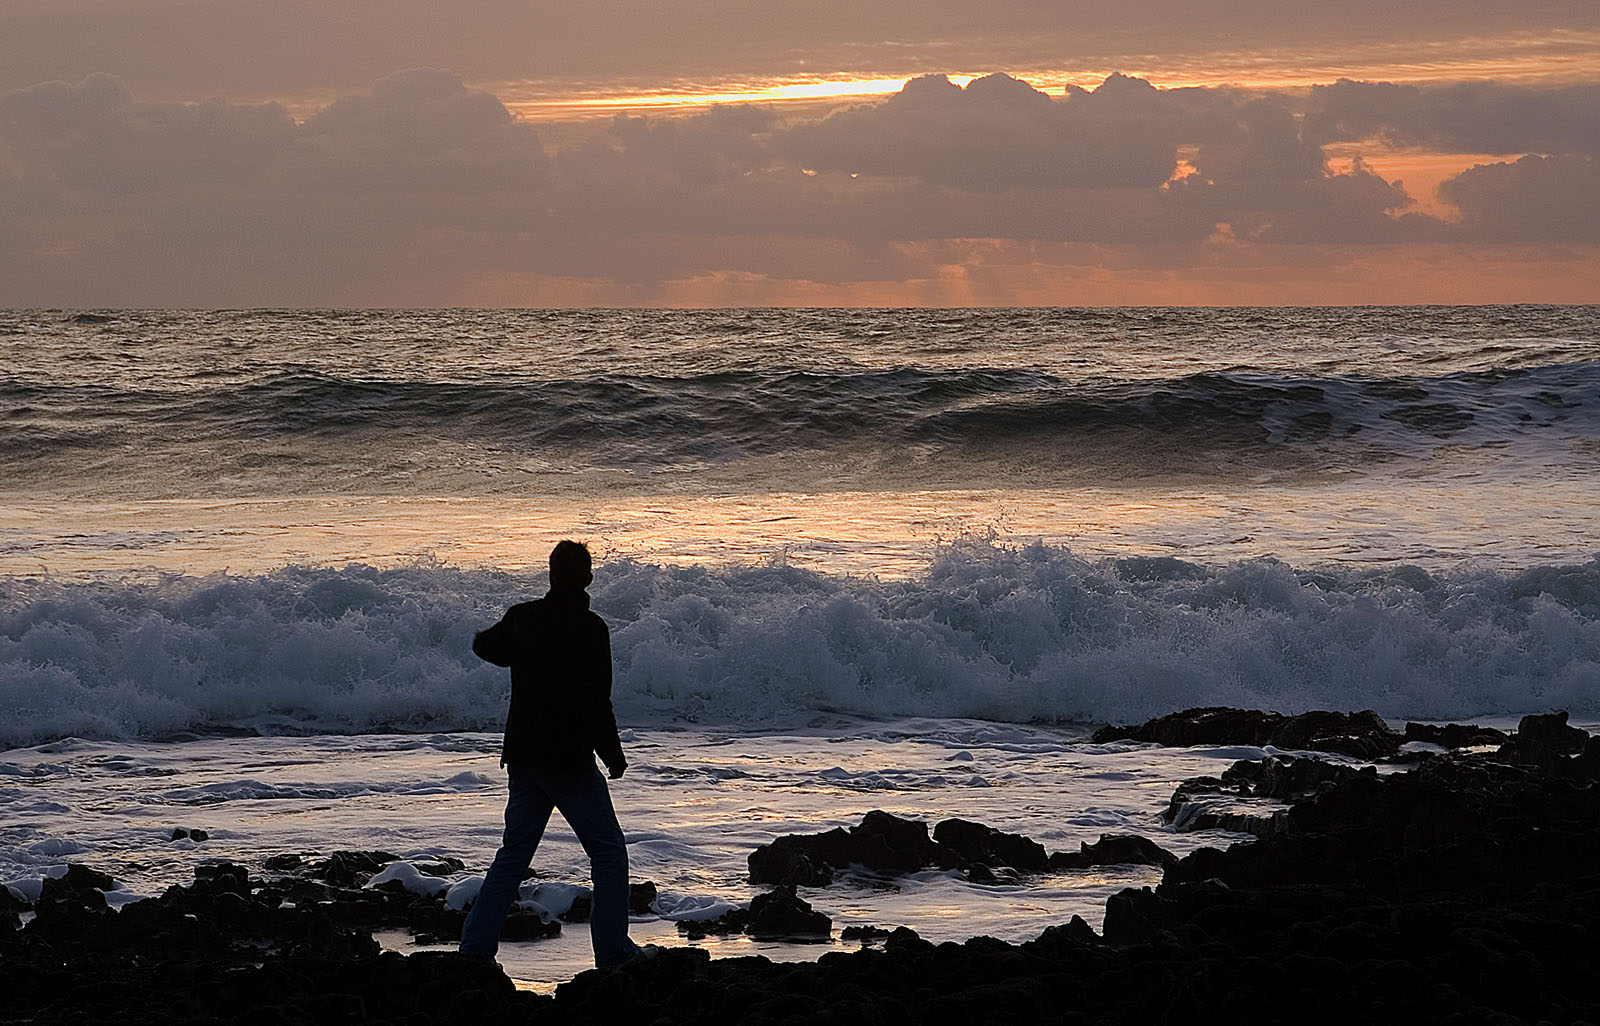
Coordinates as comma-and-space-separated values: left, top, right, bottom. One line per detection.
2, 541, 1597, 749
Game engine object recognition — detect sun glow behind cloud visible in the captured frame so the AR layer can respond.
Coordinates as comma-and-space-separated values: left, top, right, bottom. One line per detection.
496, 75, 976, 118
488, 29, 1600, 120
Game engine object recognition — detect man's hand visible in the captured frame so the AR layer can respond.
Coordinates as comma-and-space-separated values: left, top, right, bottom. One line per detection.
608, 762, 627, 780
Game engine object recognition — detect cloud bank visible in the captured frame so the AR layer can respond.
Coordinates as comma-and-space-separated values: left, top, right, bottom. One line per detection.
1, 69, 1596, 305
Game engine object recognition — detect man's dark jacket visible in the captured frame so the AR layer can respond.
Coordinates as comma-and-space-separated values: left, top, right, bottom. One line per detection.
472, 586, 626, 773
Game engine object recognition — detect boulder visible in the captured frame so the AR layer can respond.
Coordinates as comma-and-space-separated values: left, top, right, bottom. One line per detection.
1093, 706, 1401, 758
749, 811, 952, 885
1403, 722, 1510, 749
1049, 834, 1176, 871
933, 818, 1048, 873
744, 886, 832, 941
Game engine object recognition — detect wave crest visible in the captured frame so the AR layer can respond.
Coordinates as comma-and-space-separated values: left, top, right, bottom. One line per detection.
3, 543, 1597, 748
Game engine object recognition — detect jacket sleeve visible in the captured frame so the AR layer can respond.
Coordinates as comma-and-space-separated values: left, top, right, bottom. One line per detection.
588, 620, 627, 773
472, 608, 518, 667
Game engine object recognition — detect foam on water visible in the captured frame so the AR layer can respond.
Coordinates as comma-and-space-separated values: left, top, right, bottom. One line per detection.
3, 540, 1597, 749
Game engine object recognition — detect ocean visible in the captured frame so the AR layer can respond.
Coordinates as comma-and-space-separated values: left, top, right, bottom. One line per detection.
3, 306, 1598, 988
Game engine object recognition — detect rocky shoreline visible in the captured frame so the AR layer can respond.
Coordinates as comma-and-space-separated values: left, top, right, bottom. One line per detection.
4, 708, 1598, 1024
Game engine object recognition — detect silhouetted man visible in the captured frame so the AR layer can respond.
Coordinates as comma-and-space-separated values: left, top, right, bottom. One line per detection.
459, 540, 640, 967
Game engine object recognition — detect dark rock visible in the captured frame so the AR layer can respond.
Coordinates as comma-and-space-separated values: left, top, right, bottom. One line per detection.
841, 924, 892, 944
677, 888, 831, 942
1093, 706, 1401, 759
1101, 887, 1179, 945
933, 818, 1048, 872
263, 853, 306, 872
317, 850, 403, 888
411, 856, 464, 877
853, 810, 946, 874
11, 711, 1600, 1026
1516, 711, 1589, 754
749, 811, 951, 885
193, 861, 250, 894
1500, 710, 1592, 770
501, 909, 562, 942
1048, 834, 1176, 871
1165, 755, 1374, 836
1227, 754, 1372, 801
745, 886, 832, 941
0, 883, 24, 931
748, 832, 844, 886
34, 863, 115, 920
1403, 722, 1510, 748
629, 880, 658, 915
884, 925, 933, 953
676, 905, 749, 939
1031, 915, 1102, 948
1093, 706, 1282, 747
61, 863, 116, 892
171, 827, 210, 842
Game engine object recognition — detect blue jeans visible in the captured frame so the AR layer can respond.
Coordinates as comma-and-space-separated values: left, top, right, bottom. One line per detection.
459, 764, 638, 966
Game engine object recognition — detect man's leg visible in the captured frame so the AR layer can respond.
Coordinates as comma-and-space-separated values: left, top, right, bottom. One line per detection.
546, 766, 637, 967
460, 766, 555, 957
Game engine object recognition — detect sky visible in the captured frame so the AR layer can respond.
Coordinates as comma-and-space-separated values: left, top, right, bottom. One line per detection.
1, 0, 1597, 306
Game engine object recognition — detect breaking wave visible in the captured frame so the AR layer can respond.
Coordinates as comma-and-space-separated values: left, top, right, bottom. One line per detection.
3, 541, 1597, 748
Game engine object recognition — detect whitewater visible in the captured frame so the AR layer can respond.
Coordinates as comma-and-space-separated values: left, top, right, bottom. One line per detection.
3, 305, 1598, 988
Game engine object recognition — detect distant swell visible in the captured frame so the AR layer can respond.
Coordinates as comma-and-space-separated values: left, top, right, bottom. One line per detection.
3, 362, 1598, 486
3, 542, 1598, 748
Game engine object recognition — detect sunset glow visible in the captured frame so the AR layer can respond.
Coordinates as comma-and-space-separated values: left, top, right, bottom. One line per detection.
1, 2, 1595, 305
489, 30, 1600, 120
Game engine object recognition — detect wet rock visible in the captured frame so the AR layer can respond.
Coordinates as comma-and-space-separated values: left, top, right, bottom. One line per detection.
747, 831, 845, 886
193, 861, 251, 894
0, 884, 24, 931
676, 887, 831, 942
1048, 834, 1176, 871
1499, 710, 1594, 773
1403, 722, 1510, 748
34, 863, 115, 919
1101, 886, 1179, 945
1165, 755, 1374, 836
1031, 914, 1102, 948
411, 856, 465, 877
12, 712, 1599, 1026
560, 882, 657, 923
933, 818, 1048, 873
1514, 711, 1589, 754
676, 905, 748, 939
317, 850, 404, 888
745, 885, 832, 941
501, 910, 562, 942
749, 811, 953, 885
629, 880, 658, 915
1093, 706, 1401, 759
841, 924, 891, 944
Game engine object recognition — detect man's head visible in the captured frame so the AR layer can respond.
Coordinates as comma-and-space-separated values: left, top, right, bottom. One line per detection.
549, 539, 593, 591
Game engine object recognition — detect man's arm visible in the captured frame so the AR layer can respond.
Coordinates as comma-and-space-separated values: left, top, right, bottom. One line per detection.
588, 621, 627, 778
471, 607, 519, 667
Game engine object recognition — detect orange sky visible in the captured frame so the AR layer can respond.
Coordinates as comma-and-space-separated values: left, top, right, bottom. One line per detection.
0, 3, 1596, 306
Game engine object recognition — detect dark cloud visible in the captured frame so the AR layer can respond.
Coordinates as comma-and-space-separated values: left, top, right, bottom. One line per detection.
3, 0, 1593, 101
2, 68, 1597, 304
1438, 154, 1600, 242
775, 73, 1179, 191
1306, 79, 1600, 157
0, 73, 295, 194
293, 68, 547, 193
